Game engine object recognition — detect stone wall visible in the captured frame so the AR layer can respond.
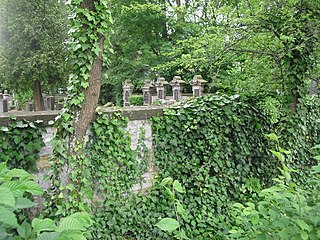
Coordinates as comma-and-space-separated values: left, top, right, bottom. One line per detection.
0, 106, 166, 192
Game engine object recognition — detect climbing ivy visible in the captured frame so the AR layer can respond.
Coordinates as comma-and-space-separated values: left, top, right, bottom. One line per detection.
92, 94, 319, 239
275, 95, 320, 186
0, 118, 44, 172
48, 0, 113, 216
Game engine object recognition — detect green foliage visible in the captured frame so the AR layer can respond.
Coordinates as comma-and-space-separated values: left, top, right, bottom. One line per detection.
0, 0, 69, 98
129, 95, 143, 106
0, 119, 44, 172
228, 141, 320, 240
156, 177, 190, 240
0, 162, 93, 240
50, 0, 113, 217
258, 97, 282, 124
275, 96, 320, 185
0, 162, 43, 238
150, 94, 279, 238
50, 111, 144, 238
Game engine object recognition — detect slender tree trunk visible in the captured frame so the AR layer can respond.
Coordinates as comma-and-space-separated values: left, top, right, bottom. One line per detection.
33, 80, 45, 111
73, 37, 104, 144
71, 0, 104, 151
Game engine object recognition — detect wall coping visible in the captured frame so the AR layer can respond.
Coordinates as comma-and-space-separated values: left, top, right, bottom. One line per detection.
0, 106, 167, 126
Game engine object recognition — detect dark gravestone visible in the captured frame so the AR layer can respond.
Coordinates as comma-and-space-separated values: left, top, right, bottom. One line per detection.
25, 102, 34, 112
173, 89, 179, 100
47, 96, 55, 111
3, 99, 8, 112
0, 93, 3, 113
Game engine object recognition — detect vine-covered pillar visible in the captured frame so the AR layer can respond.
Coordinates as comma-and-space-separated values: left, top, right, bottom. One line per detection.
51, 0, 112, 214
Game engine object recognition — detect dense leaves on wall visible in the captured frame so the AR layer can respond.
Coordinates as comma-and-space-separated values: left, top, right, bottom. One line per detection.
93, 94, 319, 239
275, 96, 320, 186
0, 119, 44, 172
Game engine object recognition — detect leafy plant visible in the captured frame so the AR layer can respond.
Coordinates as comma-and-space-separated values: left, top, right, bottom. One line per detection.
228, 136, 320, 240
0, 118, 44, 172
0, 162, 43, 239
0, 162, 93, 240
156, 177, 190, 240
129, 95, 143, 106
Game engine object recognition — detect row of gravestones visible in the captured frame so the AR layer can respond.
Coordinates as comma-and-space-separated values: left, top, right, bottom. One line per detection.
123, 75, 208, 106
24, 96, 60, 112
0, 91, 63, 113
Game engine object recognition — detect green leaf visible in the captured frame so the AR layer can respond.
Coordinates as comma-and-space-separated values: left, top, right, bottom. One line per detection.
176, 202, 188, 221
23, 181, 44, 195
173, 180, 184, 193
313, 155, 320, 161
17, 221, 32, 239
32, 218, 56, 234
16, 197, 36, 209
269, 150, 285, 162
0, 206, 19, 227
265, 133, 279, 142
296, 219, 310, 231
4, 168, 30, 180
56, 216, 86, 232
0, 187, 15, 208
155, 218, 179, 232
301, 230, 308, 240
0, 163, 7, 176
160, 177, 173, 186
36, 232, 60, 240
1, 181, 25, 196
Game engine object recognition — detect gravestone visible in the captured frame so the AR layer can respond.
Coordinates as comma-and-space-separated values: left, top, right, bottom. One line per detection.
122, 80, 134, 107
0, 93, 3, 113
25, 102, 34, 112
170, 76, 185, 101
155, 77, 169, 100
190, 75, 207, 97
142, 80, 153, 105
3, 90, 9, 112
3, 99, 8, 112
47, 96, 55, 111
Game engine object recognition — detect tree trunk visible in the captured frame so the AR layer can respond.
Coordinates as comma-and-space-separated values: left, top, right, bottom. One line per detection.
33, 80, 45, 111
73, 37, 104, 145
71, 0, 104, 151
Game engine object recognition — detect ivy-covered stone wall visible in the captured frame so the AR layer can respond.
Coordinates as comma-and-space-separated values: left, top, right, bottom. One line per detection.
0, 107, 165, 192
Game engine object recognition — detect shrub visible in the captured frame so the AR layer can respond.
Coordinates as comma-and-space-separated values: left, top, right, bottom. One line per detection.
0, 162, 93, 239
129, 95, 143, 106
228, 142, 320, 240
0, 118, 44, 172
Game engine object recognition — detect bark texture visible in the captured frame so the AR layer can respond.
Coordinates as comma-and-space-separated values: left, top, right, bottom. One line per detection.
72, 0, 104, 150
33, 80, 45, 111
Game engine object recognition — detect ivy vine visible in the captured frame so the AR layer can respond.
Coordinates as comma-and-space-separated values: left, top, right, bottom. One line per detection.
0, 118, 44, 172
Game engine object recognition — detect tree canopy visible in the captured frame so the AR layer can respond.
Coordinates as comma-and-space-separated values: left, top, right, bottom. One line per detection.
0, 0, 69, 110
101, 0, 319, 110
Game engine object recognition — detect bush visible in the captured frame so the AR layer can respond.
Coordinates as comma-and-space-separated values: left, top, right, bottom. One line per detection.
228, 142, 320, 240
0, 162, 93, 239
129, 95, 143, 106
0, 119, 44, 172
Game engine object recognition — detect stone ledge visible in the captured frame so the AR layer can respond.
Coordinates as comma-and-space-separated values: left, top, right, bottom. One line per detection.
0, 111, 60, 126
0, 106, 167, 126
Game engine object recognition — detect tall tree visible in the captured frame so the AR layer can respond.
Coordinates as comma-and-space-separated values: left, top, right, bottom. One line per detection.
0, 0, 69, 110
155, 0, 320, 111
52, 0, 112, 213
